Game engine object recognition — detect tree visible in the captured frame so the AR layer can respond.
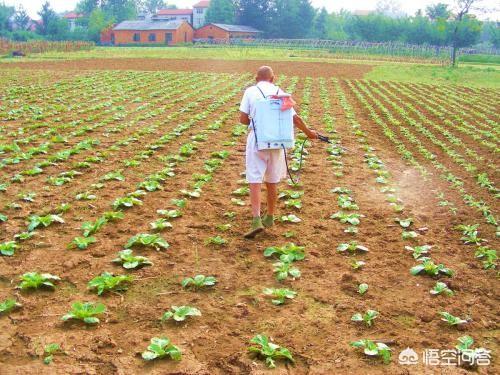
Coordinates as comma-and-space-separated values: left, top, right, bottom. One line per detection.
313, 7, 328, 39
14, 5, 31, 30
206, 0, 235, 24
102, 0, 137, 23
298, 0, 316, 37
236, 0, 273, 33
426, 3, 451, 20
269, 0, 302, 38
0, 3, 15, 32
450, 0, 482, 65
76, 0, 101, 15
139, 0, 166, 14
88, 8, 111, 42
37, 1, 58, 35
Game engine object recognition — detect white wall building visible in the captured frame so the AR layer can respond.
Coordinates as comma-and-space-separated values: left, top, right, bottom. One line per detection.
193, 0, 210, 28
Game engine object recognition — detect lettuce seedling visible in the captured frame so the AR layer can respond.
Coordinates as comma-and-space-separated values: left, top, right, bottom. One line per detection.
88, 272, 133, 295
101, 170, 125, 182
150, 218, 173, 231
232, 187, 249, 196
211, 150, 229, 159
350, 339, 391, 364
171, 198, 186, 208
273, 261, 301, 281
410, 257, 453, 277
101, 211, 124, 222
264, 243, 305, 262
61, 302, 106, 324
456, 335, 474, 351
157, 209, 182, 219
358, 283, 368, 295
113, 249, 152, 269
18, 272, 60, 290
125, 233, 169, 251
161, 306, 201, 322
350, 259, 365, 270
43, 343, 61, 365
430, 281, 454, 296
440, 312, 468, 326
27, 214, 64, 232
455, 224, 485, 245
14, 231, 35, 241
216, 223, 231, 231
248, 334, 294, 368
284, 199, 302, 210
351, 309, 379, 326
142, 337, 181, 361
0, 213, 7, 222
81, 217, 107, 237
405, 245, 432, 259
330, 211, 364, 226
231, 198, 245, 206
0, 298, 21, 314
180, 189, 201, 198
283, 231, 295, 238
331, 187, 351, 194
70, 236, 96, 250
402, 231, 418, 240
75, 191, 96, 201
280, 214, 301, 223
112, 196, 142, 210
337, 195, 359, 210
337, 241, 369, 254
205, 236, 227, 246
395, 217, 413, 228
181, 275, 217, 289
0, 241, 18, 256
278, 190, 304, 199
262, 288, 297, 305
475, 246, 497, 269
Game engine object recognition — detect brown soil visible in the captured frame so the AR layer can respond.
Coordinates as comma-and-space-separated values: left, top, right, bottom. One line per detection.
0, 67, 498, 375
0, 58, 372, 78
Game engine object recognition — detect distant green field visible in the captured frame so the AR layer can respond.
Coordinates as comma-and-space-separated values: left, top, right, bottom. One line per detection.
459, 53, 500, 65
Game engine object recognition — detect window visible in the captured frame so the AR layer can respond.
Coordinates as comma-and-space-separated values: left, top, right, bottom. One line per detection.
110, 33, 115, 44
133, 33, 140, 42
196, 8, 203, 14
165, 32, 173, 44
148, 33, 156, 42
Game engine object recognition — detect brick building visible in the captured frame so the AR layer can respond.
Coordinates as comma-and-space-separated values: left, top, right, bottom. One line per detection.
194, 23, 262, 40
109, 20, 194, 45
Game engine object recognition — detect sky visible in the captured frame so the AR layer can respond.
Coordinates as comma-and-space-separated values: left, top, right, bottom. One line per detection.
5, 0, 499, 20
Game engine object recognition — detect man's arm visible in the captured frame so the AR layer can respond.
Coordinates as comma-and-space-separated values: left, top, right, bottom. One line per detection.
293, 114, 318, 139
240, 111, 250, 125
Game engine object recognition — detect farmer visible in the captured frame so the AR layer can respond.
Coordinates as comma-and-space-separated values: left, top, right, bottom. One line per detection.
239, 66, 318, 238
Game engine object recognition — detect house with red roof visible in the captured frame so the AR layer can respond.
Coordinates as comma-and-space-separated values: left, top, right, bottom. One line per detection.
63, 12, 83, 31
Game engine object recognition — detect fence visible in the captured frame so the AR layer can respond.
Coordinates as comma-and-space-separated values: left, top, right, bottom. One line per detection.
193, 38, 499, 64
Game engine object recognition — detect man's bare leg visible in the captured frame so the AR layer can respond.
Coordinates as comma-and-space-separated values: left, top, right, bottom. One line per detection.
244, 183, 264, 238
262, 182, 277, 227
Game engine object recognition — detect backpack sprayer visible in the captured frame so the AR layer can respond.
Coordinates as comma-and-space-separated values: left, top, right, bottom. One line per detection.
251, 86, 341, 184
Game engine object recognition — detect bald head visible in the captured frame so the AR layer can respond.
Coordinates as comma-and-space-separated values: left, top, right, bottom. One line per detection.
256, 66, 274, 83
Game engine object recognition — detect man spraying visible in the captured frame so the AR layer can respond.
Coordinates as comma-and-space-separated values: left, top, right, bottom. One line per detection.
239, 66, 318, 239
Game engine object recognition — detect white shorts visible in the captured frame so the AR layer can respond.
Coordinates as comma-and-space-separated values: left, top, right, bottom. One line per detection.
246, 131, 286, 184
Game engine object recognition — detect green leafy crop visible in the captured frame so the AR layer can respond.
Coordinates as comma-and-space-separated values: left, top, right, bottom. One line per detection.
61, 302, 106, 324
88, 272, 133, 295
350, 339, 391, 364
125, 233, 169, 251
161, 306, 201, 322
264, 243, 305, 263
0, 298, 21, 314
70, 236, 96, 250
358, 283, 369, 295
410, 257, 453, 277
248, 334, 294, 368
262, 288, 297, 305
0, 241, 18, 256
272, 261, 301, 281
27, 214, 64, 232
351, 309, 379, 327
439, 312, 468, 326
330, 211, 364, 226
205, 235, 227, 246
430, 281, 454, 296
337, 241, 369, 254
113, 249, 152, 269
18, 272, 60, 290
405, 245, 432, 259
142, 337, 181, 361
181, 275, 217, 289
43, 343, 61, 365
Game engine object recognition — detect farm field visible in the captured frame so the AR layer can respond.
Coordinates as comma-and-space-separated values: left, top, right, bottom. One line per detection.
0, 58, 498, 374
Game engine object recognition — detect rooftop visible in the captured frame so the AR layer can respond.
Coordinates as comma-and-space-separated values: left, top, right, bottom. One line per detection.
211, 23, 262, 33
113, 20, 186, 31
64, 12, 83, 19
193, 0, 210, 7
156, 9, 193, 15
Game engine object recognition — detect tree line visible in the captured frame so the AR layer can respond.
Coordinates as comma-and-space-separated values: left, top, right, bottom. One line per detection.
0, 0, 498, 49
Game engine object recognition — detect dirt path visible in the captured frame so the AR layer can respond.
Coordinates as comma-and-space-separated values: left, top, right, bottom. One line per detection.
0, 58, 372, 78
